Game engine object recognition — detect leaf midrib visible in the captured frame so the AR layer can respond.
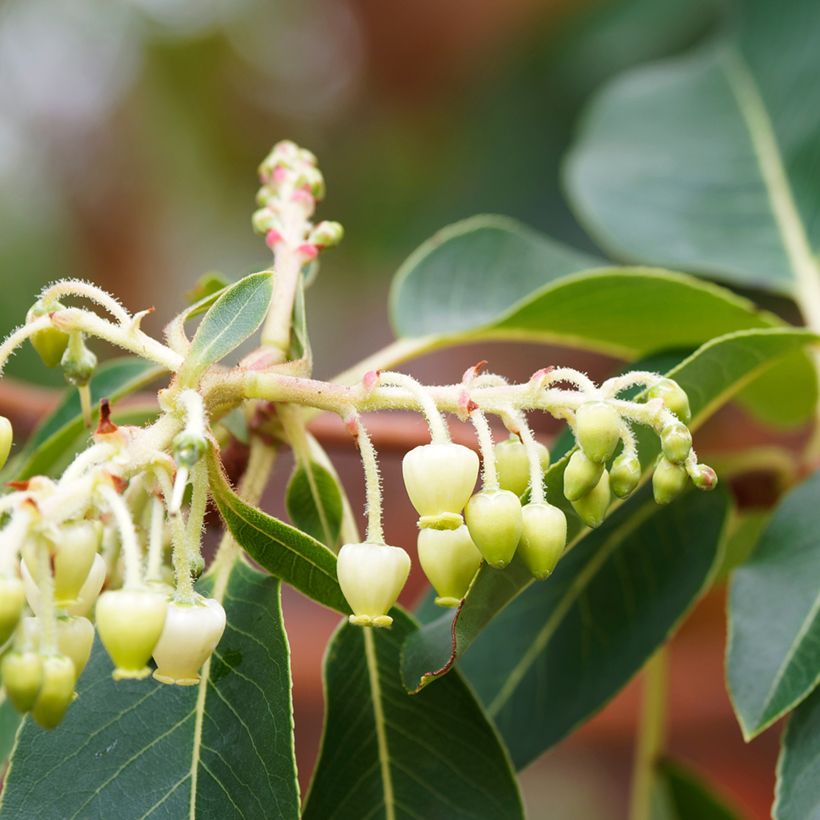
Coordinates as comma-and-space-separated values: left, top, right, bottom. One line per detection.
721, 48, 820, 325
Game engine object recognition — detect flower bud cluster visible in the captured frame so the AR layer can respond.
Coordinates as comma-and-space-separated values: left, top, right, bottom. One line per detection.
0, 394, 226, 729
333, 367, 715, 624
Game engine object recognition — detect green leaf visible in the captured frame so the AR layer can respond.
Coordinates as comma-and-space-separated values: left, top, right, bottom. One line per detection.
727, 470, 820, 739
208, 447, 348, 614
463, 487, 728, 768
285, 461, 343, 549
0, 695, 21, 768
401, 327, 816, 696
565, 0, 820, 298
387, 216, 816, 426
180, 272, 272, 383
652, 758, 745, 820
303, 609, 524, 820
774, 686, 820, 820
0, 562, 299, 819
4, 358, 163, 482
185, 271, 231, 305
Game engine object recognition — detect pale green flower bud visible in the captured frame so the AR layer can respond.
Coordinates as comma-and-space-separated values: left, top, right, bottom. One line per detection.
660, 421, 692, 464
417, 525, 482, 608
173, 431, 208, 468
652, 457, 688, 504
571, 470, 611, 528
23, 553, 106, 618
95, 589, 168, 680
31, 655, 76, 730
691, 463, 718, 491
518, 502, 567, 580
494, 436, 550, 497
27, 300, 70, 368
153, 597, 226, 686
22, 615, 95, 681
402, 443, 479, 518
1, 651, 43, 713
647, 378, 691, 423
610, 452, 641, 499
61, 333, 97, 387
337, 542, 411, 628
309, 221, 344, 249
563, 450, 604, 502
576, 401, 621, 463
0, 416, 12, 470
0, 576, 25, 646
464, 490, 523, 569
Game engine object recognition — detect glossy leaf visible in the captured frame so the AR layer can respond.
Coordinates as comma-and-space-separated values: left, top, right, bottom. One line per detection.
208, 447, 348, 614
566, 0, 820, 298
285, 461, 343, 549
5, 357, 163, 482
774, 686, 820, 820
727, 470, 820, 739
0, 561, 299, 819
180, 271, 272, 383
0, 696, 20, 768
465, 487, 728, 767
401, 327, 816, 695
652, 759, 744, 820
387, 216, 816, 425
303, 609, 524, 820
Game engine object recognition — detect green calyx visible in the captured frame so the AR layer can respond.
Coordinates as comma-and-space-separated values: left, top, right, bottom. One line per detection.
652, 457, 689, 504
647, 378, 691, 423
464, 489, 523, 569
27, 299, 70, 368
609, 451, 641, 498
571, 470, 611, 528
575, 401, 621, 463
518, 502, 567, 580
563, 450, 604, 502
494, 436, 549, 497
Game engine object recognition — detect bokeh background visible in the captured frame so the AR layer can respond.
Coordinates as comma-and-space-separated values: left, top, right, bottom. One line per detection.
0, 0, 788, 817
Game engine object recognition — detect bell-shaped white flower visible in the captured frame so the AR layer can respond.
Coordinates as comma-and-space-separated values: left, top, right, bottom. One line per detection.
23, 552, 106, 618
417, 525, 482, 608
402, 443, 479, 521
95, 588, 168, 680
337, 542, 411, 628
152, 597, 226, 686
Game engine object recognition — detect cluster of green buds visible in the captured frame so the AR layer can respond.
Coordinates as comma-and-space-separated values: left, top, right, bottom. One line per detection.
330, 364, 715, 626
0, 387, 226, 729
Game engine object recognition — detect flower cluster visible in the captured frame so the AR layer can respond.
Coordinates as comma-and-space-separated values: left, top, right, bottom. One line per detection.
335, 365, 716, 626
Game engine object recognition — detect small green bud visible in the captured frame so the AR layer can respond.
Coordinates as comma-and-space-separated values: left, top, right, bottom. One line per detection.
691, 463, 718, 491
417, 525, 482, 608
464, 490, 523, 569
190, 554, 205, 579
251, 207, 277, 235
610, 452, 642, 499
660, 421, 692, 464
647, 378, 691, 423
1, 651, 43, 713
402, 443, 479, 518
61, 333, 97, 387
337, 542, 411, 628
563, 450, 604, 502
518, 502, 567, 580
31, 655, 76, 730
652, 457, 688, 504
54, 521, 102, 607
576, 401, 621, 463
0, 415, 12, 470
571, 470, 611, 528
153, 597, 226, 686
173, 431, 208, 468
494, 436, 550, 497
22, 615, 96, 681
309, 221, 344, 248
23, 553, 107, 619
0, 576, 25, 646
95, 589, 168, 680
26, 300, 70, 368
